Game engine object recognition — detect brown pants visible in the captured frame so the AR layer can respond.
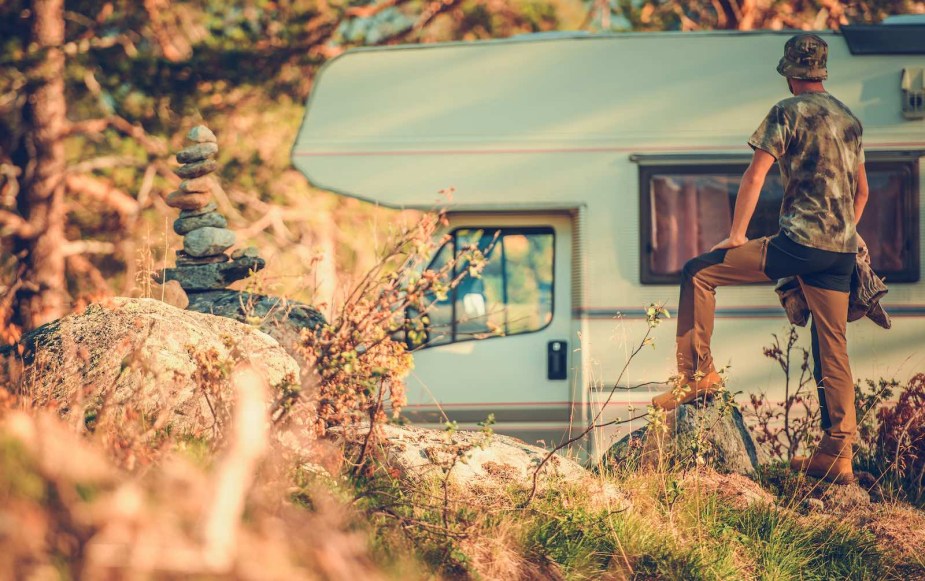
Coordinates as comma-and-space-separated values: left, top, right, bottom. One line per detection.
676, 234, 856, 458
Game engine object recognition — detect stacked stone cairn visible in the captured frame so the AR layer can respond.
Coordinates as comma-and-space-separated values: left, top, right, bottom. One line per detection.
155, 125, 265, 291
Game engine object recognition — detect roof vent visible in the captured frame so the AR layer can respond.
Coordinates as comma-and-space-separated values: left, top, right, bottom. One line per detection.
882, 14, 925, 25
841, 20, 925, 54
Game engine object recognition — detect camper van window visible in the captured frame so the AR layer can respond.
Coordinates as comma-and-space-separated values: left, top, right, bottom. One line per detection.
421, 240, 455, 346
640, 161, 919, 284
420, 227, 555, 346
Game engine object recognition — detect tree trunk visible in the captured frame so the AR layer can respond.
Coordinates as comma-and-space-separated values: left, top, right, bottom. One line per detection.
14, 0, 68, 331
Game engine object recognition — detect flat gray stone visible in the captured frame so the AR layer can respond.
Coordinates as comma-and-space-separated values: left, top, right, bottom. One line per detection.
180, 176, 213, 193
154, 256, 266, 291
175, 251, 229, 266
173, 211, 227, 235
187, 125, 217, 143
174, 159, 217, 180
165, 190, 211, 211
179, 201, 217, 218
183, 227, 236, 258
176, 142, 218, 164
803, 498, 825, 512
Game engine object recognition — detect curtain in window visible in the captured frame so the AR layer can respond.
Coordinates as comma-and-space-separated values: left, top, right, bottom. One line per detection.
858, 172, 904, 273
651, 176, 732, 274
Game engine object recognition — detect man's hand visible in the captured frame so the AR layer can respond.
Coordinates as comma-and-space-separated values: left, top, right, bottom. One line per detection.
711, 235, 749, 252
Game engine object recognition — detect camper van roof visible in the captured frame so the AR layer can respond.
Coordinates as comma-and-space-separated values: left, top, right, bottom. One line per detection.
293, 29, 924, 209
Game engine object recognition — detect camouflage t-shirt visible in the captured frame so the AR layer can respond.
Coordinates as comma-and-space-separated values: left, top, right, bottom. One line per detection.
748, 92, 864, 253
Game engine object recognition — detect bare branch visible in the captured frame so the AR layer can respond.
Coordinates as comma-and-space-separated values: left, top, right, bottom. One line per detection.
65, 173, 140, 218
65, 253, 110, 294
413, 0, 464, 32
65, 116, 168, 157
68, 155, 145, 174
0, 210, 36, 239
137, 164, 158, 208
62, 240, 116, 256
143, 0, 193, 62
346, 0, 401, 18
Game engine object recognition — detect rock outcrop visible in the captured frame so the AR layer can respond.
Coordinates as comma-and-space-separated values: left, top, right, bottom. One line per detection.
154, 125, 266, 292
0, 297, 301, 438
184, 289, 325, 365
605, 394, 767, 478
336, 423, 630, 511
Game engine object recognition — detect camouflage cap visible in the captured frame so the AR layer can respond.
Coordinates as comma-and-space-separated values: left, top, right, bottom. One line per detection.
777, 33, 828, 81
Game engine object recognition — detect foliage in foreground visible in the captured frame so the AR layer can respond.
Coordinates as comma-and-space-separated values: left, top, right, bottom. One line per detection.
347, 455, 910, 581
858, 373, 925, 506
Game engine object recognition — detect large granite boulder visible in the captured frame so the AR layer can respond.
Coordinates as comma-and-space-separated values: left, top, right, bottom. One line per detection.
0, 297, 301, 438
605, 394, 768, 478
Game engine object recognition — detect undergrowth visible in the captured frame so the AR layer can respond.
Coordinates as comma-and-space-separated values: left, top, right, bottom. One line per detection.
341, 456, 908, 580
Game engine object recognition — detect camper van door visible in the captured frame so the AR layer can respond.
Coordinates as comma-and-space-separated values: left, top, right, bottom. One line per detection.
403, 212, 577, 449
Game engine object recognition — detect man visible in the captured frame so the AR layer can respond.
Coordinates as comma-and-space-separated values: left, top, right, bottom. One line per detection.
651, 33, 869, 485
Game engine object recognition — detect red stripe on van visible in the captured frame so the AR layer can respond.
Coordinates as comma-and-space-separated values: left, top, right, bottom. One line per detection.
293, 141, 925, 157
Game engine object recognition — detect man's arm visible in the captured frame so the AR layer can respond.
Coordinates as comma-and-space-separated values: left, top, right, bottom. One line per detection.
854, 161, 869, 224
711, 149, 776, 251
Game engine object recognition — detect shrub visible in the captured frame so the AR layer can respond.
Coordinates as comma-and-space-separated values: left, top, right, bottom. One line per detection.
297, 207, 493, 438
747, 326, 820, 460
864, 373, 925, 504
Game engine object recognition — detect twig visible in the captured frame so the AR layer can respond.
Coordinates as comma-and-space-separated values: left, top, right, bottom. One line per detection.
354, 378, 386, 474
523, 315, 662, 505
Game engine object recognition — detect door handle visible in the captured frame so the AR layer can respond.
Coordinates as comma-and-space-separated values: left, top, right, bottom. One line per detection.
547, 340, 568, 380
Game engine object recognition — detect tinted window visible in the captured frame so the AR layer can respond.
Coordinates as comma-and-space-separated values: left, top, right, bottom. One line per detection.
420, 227, 555, 346
641, 160, 919, 283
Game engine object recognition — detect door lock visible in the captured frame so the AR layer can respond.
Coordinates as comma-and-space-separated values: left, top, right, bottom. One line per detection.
547, 340, 568, 380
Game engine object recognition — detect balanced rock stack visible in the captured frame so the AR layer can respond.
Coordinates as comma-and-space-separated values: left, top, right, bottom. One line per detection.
155, 125, 265, 291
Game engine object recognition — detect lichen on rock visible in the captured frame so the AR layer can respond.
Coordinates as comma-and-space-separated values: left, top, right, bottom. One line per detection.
0, 297, 302, 439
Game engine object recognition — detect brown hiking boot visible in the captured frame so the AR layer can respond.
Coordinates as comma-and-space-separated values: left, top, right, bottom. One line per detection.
651, 370, 724, 411
790, 451, 855, 485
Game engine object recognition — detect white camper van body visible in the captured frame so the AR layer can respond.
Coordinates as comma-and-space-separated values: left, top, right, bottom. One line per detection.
293, 29, 925, 458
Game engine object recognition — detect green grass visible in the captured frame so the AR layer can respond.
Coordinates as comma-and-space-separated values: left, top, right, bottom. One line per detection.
290, 451, 918, 581
718, 504, 891, 581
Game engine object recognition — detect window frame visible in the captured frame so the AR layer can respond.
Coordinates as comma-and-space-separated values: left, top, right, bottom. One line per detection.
419, 225, 557, 348
636, 152, 922, 285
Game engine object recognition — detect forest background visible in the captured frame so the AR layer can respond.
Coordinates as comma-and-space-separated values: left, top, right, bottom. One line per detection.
1, 0, 922, 338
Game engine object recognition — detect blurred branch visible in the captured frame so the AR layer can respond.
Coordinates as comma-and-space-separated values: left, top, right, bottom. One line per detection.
65, 173, 139, 218
0, 210, 36, 239
143, 0, 192, 62
345, 0, 401, 18
63, 240, 116, 256
65, 253, 110, 293
209, 182, 246, 223
65, 116, 168, 157
68, 156, 146, 174
413, 0, 464, 32
202, 365, 268, 571
137, 164, 158, 208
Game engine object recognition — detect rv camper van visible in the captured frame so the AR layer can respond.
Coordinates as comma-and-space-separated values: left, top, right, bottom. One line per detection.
293, 24, 925, 459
